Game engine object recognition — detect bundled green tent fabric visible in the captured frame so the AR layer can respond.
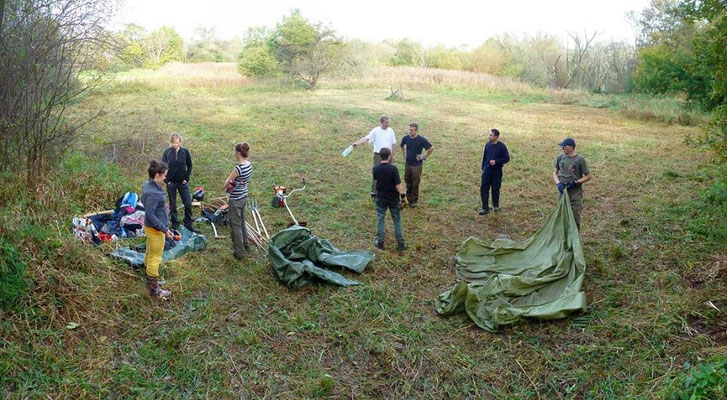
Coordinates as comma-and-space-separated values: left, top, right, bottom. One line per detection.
435, 192, 587, 332
269, 226, 375, 289
109, 227, 206, 266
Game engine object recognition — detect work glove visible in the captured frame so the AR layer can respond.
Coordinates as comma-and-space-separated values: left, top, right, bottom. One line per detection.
566, 181, 580, 190
416, 154, 427, 162
400, 194, 408, 209
557, 182, 565, 194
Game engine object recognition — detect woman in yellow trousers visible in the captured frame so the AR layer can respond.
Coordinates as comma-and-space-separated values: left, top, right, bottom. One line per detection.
142, 160, 174, 298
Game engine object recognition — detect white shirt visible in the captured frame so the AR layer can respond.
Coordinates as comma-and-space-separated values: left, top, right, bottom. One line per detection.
366, 126, 396, 153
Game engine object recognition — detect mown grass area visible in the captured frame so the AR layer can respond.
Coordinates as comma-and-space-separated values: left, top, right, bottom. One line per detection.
1, 64, 725, 398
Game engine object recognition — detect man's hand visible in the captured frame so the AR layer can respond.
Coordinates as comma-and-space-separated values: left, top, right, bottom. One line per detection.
166, 230, 173, 239
489, 160, 496, 166
352, 143, 359, 149
182, 180, 187, 185
557, 182, 565, 194
566, 181, 580, 190
416, 154, 427, 162
400, 194, 408, 209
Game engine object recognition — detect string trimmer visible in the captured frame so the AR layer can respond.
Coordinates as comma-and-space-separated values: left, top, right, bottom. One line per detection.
272, 178, 307, 226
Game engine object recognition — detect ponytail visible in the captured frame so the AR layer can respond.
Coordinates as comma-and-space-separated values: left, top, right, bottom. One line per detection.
235, 142, 250, 158
148, 159, 168, 179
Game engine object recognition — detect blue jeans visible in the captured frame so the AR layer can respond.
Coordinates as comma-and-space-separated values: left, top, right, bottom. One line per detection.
375, 197, 404, 244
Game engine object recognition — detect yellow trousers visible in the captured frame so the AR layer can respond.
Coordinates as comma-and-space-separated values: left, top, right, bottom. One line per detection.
144, 226, 165, 278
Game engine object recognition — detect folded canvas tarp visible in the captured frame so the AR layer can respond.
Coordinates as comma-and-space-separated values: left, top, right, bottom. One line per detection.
269, 226, 375, 289
109, 226, 206, 266
435, 192, 587, 332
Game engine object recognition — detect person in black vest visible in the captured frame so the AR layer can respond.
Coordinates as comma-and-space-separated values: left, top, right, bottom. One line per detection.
162, 133, 199, 233
479, 128, 510, 215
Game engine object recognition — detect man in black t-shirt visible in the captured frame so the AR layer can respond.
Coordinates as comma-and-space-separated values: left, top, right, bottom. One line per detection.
400, 122, 434, 208
372, 147, 407, 251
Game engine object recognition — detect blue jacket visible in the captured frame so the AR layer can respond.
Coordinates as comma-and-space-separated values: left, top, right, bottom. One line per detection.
142, 179, 169, 233
482, 141, 510, 172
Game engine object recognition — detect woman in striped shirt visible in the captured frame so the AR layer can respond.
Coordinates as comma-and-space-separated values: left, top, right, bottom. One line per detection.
224, 143, 253, 259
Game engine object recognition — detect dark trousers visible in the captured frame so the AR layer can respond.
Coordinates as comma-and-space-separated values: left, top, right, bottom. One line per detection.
371, 152, 383, 195
167, 182, 193, 228
404, 164, 423, 205
375, 197, 404, 245
480, 169, 502, 211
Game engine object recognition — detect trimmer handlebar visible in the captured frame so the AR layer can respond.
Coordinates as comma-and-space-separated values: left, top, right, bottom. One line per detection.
286, 178, 306, 199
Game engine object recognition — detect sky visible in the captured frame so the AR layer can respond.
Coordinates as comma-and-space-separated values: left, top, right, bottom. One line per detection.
115, 0, 653, 47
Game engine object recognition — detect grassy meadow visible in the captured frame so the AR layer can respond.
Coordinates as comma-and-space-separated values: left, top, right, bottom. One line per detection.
1, 63, 725, 398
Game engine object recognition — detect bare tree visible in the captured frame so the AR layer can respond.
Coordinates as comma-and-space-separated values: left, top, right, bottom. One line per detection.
559, 30, 599, 89
0, 0, 116, 176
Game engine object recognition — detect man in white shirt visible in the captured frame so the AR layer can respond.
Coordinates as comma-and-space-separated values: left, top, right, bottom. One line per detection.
351, 115, 397, 197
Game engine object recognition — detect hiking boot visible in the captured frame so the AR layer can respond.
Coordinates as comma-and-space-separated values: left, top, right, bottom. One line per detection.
397, 242, 408, 251
478, 209, 489, 215
493, 206, 500, 212
147, 277, 171, 299
410, 202, 418, 208
185, 225, 201, 234
374, 240, 384, 250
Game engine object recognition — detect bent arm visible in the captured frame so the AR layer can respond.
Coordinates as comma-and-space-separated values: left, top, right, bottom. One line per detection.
577, 173, 592, 185
225, 169, 238, 190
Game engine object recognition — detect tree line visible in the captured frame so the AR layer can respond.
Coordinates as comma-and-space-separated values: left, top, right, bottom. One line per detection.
1, 0, 725, 178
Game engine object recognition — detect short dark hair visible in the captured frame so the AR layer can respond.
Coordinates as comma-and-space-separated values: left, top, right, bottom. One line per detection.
235, 142, 250, 157
148, 160, 168, 179
491, 128, 500, 137
379, 147, 391, 160
409, 122, 418, 131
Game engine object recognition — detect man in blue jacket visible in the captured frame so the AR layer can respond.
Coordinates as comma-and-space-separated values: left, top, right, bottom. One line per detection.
479, 128, 510, 215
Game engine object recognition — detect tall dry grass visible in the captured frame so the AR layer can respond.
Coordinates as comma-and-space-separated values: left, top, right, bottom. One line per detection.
333, 66, 546, 95
114, 62, 252, 89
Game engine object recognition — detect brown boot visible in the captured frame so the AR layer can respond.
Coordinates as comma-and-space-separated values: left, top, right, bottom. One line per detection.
146, 276, 171, 298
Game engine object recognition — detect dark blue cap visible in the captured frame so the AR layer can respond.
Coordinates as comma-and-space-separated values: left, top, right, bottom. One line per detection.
559, 137, 576, 147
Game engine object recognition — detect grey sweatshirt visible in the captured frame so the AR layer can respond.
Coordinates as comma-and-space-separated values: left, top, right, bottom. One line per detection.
141, 179, 169, 233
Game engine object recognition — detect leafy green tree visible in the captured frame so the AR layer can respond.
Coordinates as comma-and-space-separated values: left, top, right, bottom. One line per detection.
187, 26, 224, 62
389, 38, 424, 66
237, 27, 279, 77
425, 46, 465, 70
144, 26, 185, 68
272, 11, 348, 89
237, 11, 349, 89
681, 0, 727, 161
633, 45, 691, 93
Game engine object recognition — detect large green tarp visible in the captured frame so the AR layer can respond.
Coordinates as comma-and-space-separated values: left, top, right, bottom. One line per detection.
268, 226, 375, 289
109, 226, 207, 267
435, 192, 587, 332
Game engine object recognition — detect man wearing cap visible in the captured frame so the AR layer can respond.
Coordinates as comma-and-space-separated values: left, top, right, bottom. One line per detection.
351, 115, 397, 198
479, 128, 510, 215
553, 137, 591, 230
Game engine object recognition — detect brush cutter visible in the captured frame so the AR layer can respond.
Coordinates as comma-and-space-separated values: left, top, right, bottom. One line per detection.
272, 179, 307, 226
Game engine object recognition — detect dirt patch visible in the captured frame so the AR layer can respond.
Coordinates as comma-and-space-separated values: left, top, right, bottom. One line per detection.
688, 313, 727, 345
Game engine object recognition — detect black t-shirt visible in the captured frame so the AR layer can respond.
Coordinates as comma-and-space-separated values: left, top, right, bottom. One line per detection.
400, 135, 432, 166
373, 162, 401, 201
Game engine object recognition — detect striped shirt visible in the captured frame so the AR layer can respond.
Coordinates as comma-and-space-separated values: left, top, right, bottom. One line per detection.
229, 162, 252, 200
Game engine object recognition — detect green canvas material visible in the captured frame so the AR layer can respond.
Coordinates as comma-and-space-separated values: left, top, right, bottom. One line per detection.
436, 191, 587, 332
